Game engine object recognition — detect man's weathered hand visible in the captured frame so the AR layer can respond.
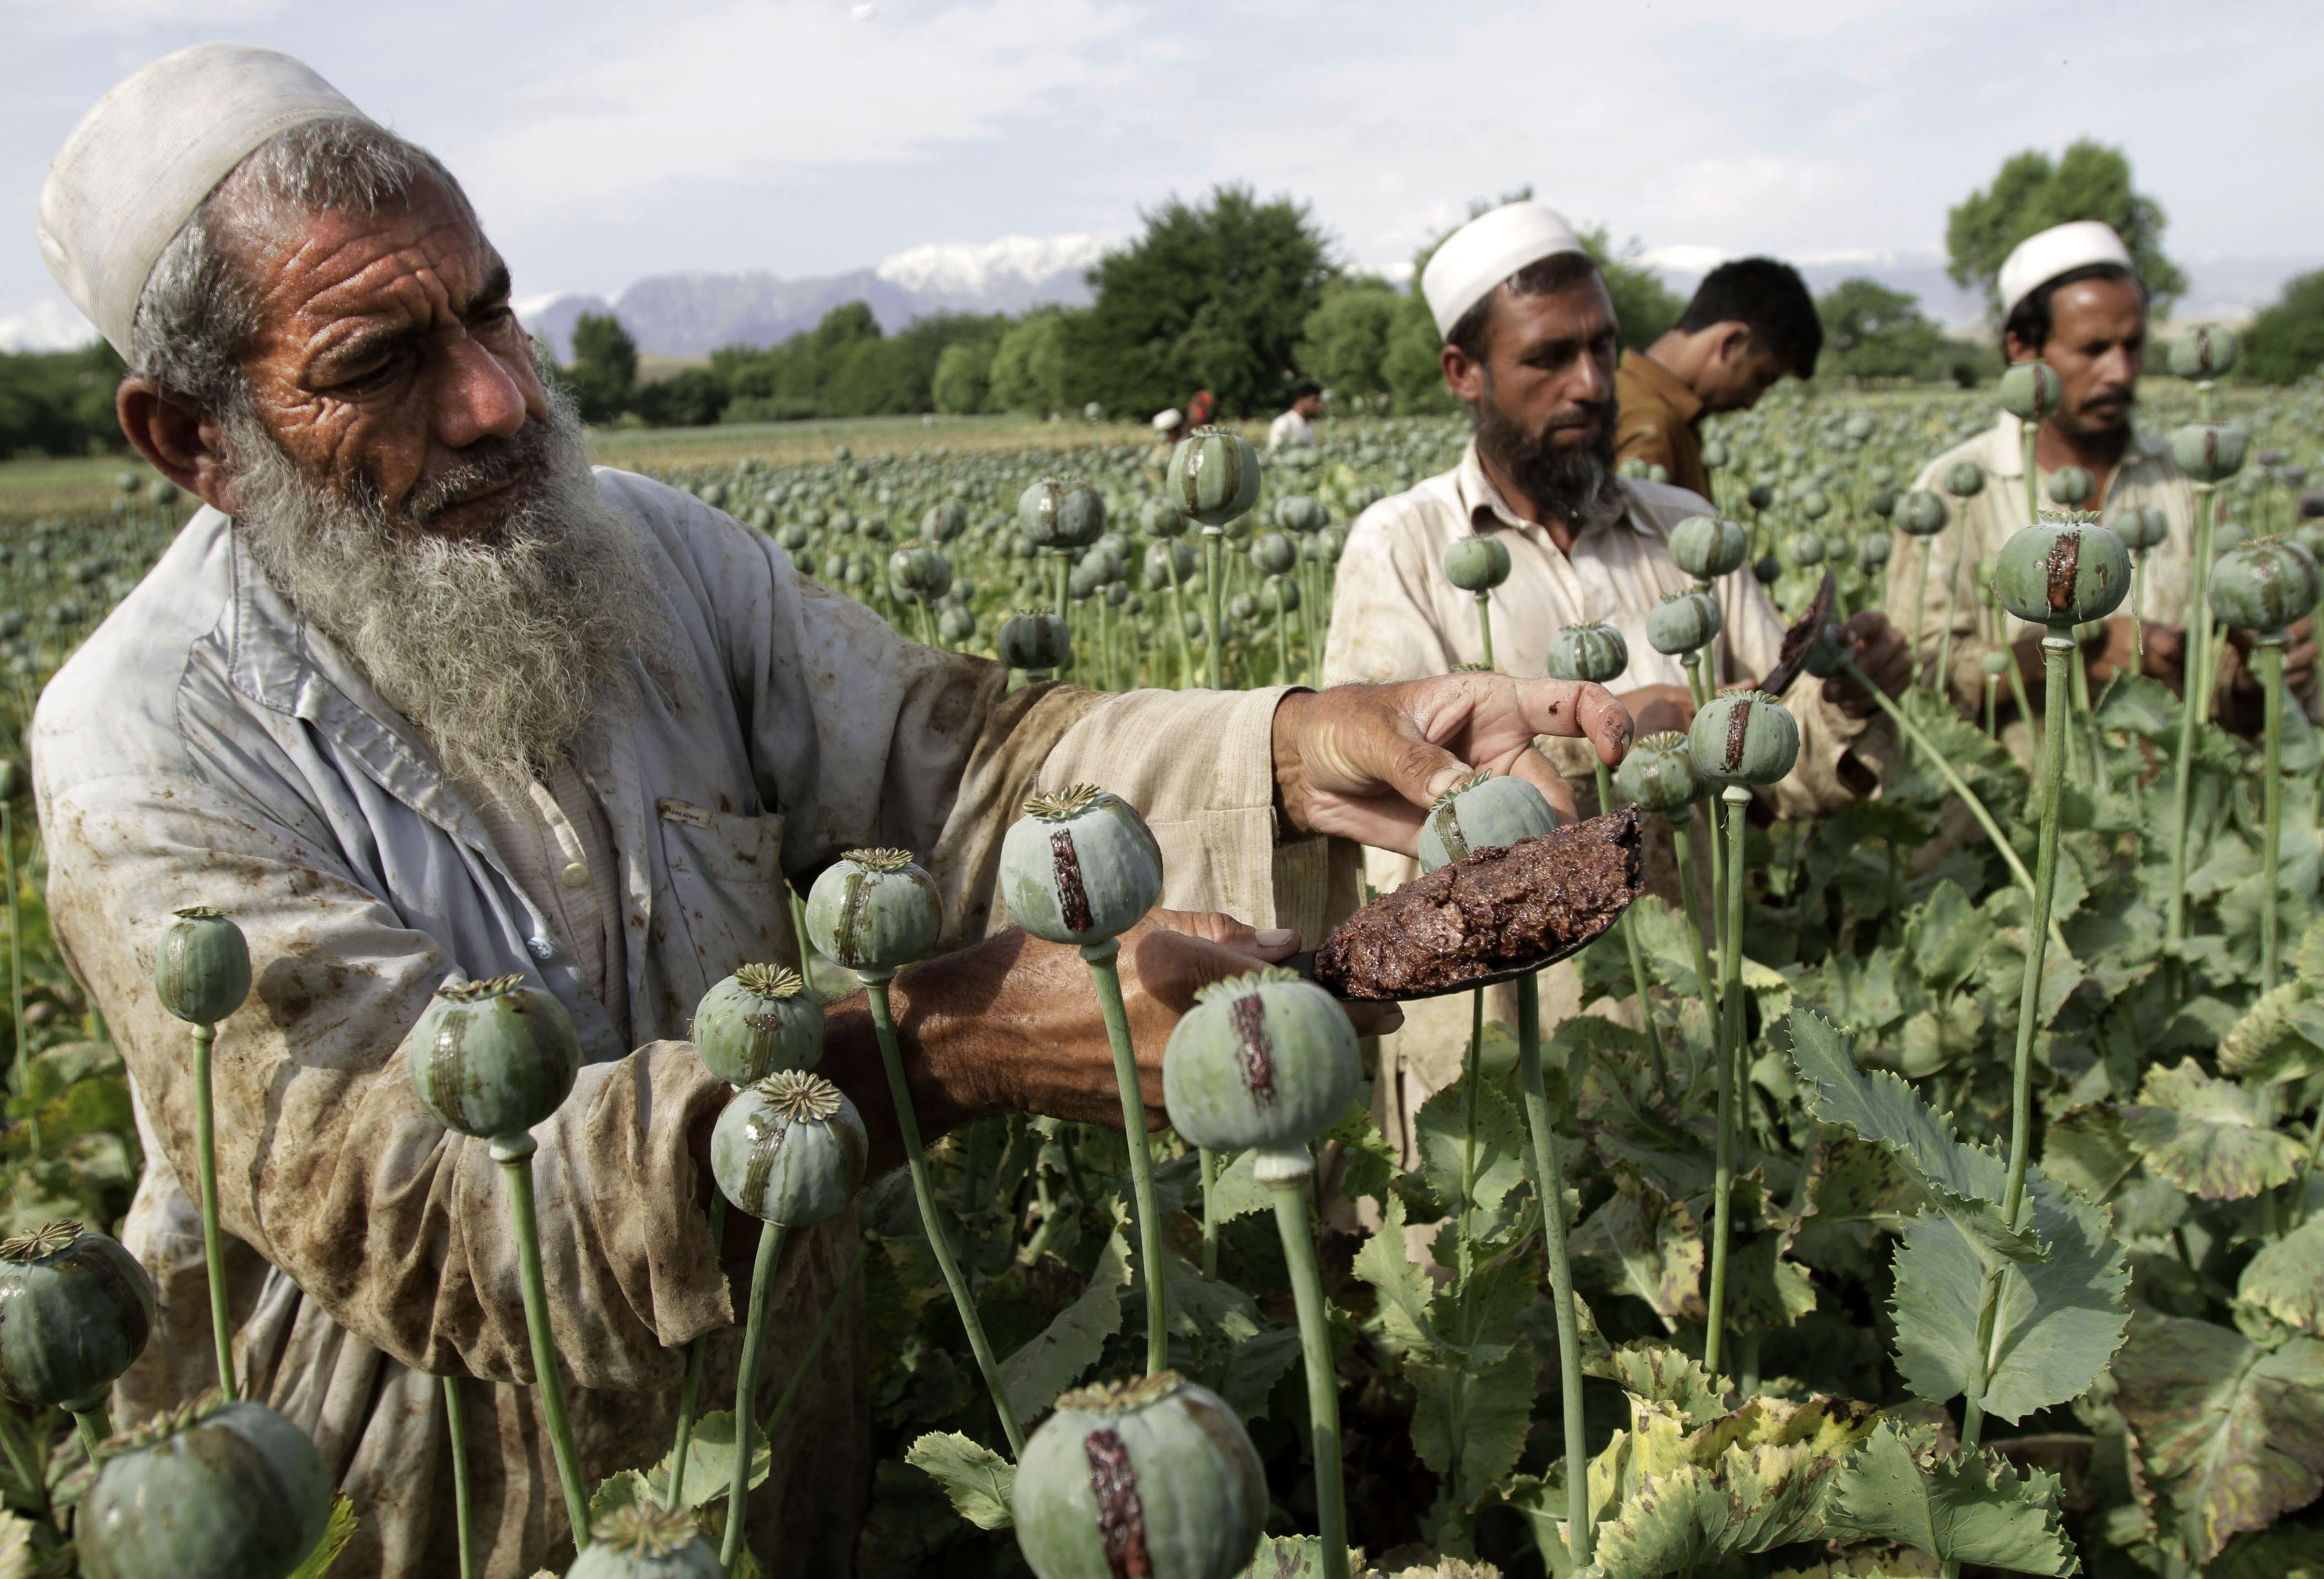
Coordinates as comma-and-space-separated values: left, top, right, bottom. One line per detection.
1270, 673, 1630, 852
1617, 683, 1695, 741
1819, 611, 1912, 717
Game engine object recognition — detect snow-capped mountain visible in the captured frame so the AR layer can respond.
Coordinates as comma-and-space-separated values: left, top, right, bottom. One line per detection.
516, 232, 1116, 361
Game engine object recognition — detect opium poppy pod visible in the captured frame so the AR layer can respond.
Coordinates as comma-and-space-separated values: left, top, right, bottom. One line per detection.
0, 1220, 153, 1411
805, 848, 942, 977
1898, 490, 1949, 537
1142, 498, 1190, 539
153, 906, 250, 1027
1688, 691, 1801, 790
1001, 785, 1164, 947
1018, 477, 1106, 552
2171, 422, 2251, 484
410, 975, 581, 1140
568, 1502, 722, 1578
1167, 428, 1262, 529
1443, 534, 1511, 593
998, 609, 1072, 672
1857, 536, 1892, 573
1646, 589, 1722, 656
1163, 968, 1357, 1153
1993, 518, 2132, 631
1543, 620, 1629, 685
80, 1399, 332, 1579
2116, 505, 2171, 552
1997, 361, 2064, 422
2208, 539, 2323, 633
1274, 494, 1328, 533
711, 1071, 868, 1228
1669, 515, 1748, 580
1615, 730, 1704, 814
1787, 530, 1827, 566
2170, 324, 2240, 380
691, 964, 824, 1086
2047, 465, 2097, 508
1416, 770, 1559, 872
1014, 1372, 1268, 1579
1943, 461, 1986, 499
1251, 532, 1299, 577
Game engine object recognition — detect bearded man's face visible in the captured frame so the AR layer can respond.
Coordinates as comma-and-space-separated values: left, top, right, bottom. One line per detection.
204, 178, 669, 794
1446, 278, 1627, 531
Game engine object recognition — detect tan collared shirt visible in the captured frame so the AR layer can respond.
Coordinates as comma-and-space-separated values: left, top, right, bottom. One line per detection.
1885, 412, 2201, 709
1615, 349, 1710, 500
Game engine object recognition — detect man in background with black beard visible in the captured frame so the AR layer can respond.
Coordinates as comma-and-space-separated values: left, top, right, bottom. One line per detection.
1323, 200, 1909, 1180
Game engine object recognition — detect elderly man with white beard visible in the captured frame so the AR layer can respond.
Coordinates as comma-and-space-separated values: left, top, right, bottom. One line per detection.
29, 46, 1634, 1578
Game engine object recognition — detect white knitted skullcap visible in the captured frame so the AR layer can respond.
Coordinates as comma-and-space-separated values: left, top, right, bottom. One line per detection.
1152, 408, 1183, 432
1420, 201, 1587, 340
1997, 221, 2135, 320
39, 44, 370, 357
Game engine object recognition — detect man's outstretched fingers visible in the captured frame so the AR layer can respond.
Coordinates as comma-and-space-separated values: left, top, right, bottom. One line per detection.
1568, 681, 1634, 764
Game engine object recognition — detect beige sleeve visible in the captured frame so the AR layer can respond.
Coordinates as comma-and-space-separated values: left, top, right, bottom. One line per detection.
1717, 569, 1895, 819
1324, 510, 1462, 686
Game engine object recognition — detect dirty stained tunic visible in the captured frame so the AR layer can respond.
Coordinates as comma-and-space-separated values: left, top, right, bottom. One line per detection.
1321, 443, 1891, 1163
30, 468, 1339, 1578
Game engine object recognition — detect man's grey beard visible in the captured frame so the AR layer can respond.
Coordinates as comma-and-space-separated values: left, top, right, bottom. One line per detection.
224, 390, 674, 797
1473, 374, 1629, 533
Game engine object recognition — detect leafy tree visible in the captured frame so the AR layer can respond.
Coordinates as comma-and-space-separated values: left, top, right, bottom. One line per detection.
0, 342, 126, 458
1296, 277, 1399, 400
2242, 270, 2324, 385
633, 366, 729, 428
1576, 223, 1683, 351
1068, 184, 1333, 417
1946, 141, 2187, 318
1382, 293, 1457, 415
1817, 277, 1945, 381
988, 310, 1074, 415
566, 311, 639, 423
932, 340, 995, 414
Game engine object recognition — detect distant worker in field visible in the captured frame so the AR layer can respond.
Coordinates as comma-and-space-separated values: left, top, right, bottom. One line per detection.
1323, 199, 1910, 1168
1185, 387, 1219, 429
1885, 219, 2315, 729
1269, 379, 1323, 451
34, 48, 1640, 1578
1613, 257, 1822, 498
1145, 405, 1185, 474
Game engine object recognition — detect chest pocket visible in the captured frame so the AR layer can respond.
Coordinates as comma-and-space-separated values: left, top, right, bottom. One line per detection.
655, 800, 794, 979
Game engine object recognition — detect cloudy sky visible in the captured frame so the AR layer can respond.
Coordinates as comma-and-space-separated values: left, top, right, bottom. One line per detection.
6, 0, 2321, 346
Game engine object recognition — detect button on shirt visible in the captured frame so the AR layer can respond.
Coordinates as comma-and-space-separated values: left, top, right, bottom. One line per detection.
1323, 439, 1883, 822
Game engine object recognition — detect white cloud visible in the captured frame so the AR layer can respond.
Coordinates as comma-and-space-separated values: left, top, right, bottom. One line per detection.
1638, 245, 1734, 277
0, 297, 98, 353
874, 232, 1118, 296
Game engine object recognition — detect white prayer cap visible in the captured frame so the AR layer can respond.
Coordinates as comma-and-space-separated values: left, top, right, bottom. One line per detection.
1997, 220, 2135, 321
1153, 408, 1183, 432
38, 44, 371, 357
1420, 201, 1588, 341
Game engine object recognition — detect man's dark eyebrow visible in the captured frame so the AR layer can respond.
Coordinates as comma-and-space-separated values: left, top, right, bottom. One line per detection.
463, 261, 513, 317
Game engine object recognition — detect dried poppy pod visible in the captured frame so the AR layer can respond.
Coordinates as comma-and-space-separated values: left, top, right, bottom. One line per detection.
1669, 514, 1748, 580
1616, 730, 1705, 814
1944, 460, 1986, 498
567, 1502, 720, 1578
80, 1399, 332, 1579
804, 848, 941, 980
1167, 428, 1263, 530
1014, 1372, 1268, 1579
1688, 691, 1801, 790
691, 963, 823, 1086
1994, 516, 2132, 631
2170, 324, 2239, 380
1997, 361, 2064, 422
2208, 539, 2322, 633
1443, 534, 1511, 593
1543, 620, 1629, 685
0, 1220, 153, 1415
1001, 785, 1163, 948
711, 1071, 867, 1228
1163, 968, 1358, 1154
2171, 422, 2251, 483
1647, 588, 1722, 656
1416, 769, 1561, 872
153, 906, 250, 1027
1017, 476, 1106, 552
410, 975, 581, 1140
